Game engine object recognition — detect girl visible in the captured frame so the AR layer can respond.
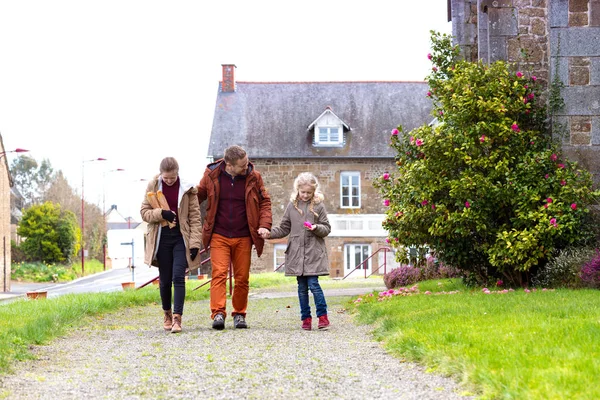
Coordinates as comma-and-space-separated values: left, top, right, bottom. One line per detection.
140, 157, 202, 333
264, 172, 331, 330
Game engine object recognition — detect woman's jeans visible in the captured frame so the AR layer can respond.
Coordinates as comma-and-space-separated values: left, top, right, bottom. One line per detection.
156, 227, 187, 315
297, 276, 328, 320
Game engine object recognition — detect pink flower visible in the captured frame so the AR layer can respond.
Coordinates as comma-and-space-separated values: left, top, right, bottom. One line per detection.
516, 71, 523, 78
426, 91, 432, 97
432, 66, 438, 72
391, 128, 399, 136
385, 238, 390, 244
395, 211, 403, 217
560, 180, 566, 186
558, 163, 565, 169
480, 135, 486, 143
382, 173, 390, 180
550, 153, 557, 161
303, 221, 313, 229
415, 138, 424, 147
544, 204, 548, 209
511, 123, 520, 132
439, 110, 444, 116
496, 280, 503, 287
530, 141, 535, 145
431, 204, 436, 210
550, 218, 557, 227
546, 197, 553, 204
531, 75, 537, 81
427, 53, 432, 60
528, 92, 535, 100
465, 201, 471, 208
421, 200, 428, 206
571, 203, 577, 210
545, 174, 549, 179
523, 98, 528, 104
409, 136, 415, 144
384, 199, 390, 207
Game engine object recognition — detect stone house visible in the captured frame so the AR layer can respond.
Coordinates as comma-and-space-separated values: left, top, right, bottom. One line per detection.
207, 65, 433, 277
0, 135, 13, 292
450, 0, 600, 186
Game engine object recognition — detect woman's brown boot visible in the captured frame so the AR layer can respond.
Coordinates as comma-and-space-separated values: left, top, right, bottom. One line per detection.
163, 310, 173, 331
171, 314, 182, 333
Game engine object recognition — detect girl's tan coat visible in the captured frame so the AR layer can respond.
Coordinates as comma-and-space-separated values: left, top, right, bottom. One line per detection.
270, 200, 331, 276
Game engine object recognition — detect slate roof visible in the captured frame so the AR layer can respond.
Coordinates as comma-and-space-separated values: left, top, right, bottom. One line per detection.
208, 81, 433, 159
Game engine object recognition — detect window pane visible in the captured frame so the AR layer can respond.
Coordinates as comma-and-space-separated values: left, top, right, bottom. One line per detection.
351, 197, 359, 207
345, 246, 351, 269
342, 175, 349, 186
354, 247, 362, 269
352, 175, 359, 186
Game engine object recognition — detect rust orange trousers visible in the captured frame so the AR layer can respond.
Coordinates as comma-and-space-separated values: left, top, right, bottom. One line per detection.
209, 233, 252, 319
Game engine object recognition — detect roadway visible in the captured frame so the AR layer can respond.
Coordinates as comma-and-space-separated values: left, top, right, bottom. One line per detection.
0, 265, 159, 303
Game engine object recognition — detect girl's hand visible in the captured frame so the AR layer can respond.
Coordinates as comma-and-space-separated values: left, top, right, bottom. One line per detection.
304, 221, 315, 230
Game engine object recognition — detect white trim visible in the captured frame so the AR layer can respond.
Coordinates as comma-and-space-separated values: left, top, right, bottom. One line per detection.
340, 171, 361, 209
344, 243, 372, 276
273, 243, 286, 272
328, 214, 387, 237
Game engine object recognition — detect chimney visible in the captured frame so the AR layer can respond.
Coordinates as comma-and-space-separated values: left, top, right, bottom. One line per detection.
221, 64, 237, 93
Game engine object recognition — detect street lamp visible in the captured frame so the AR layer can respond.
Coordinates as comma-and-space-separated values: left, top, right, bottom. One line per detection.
0, 148, 29, 161
102, 168, 125, 271
81, 157, 106, 275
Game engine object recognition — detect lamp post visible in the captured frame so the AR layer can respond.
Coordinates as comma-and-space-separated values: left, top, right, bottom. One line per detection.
102, 168, 125, 271
81, 157, 106, 275
0, 148, 29, 293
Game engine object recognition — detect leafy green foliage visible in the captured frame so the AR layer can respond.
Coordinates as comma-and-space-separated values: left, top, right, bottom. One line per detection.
375, 32, 600, 286
10, 154, 54, 208
531, 247, 596, 288
16, 202, 80, 264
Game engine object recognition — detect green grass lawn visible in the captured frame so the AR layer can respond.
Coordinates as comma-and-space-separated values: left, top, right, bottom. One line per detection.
349, 279, 600, 399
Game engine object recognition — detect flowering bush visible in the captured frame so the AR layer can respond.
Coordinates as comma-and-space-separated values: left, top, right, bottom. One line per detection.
531, 247, 596, 288
580, 249, 600, 289
383, 265, 421, 289
375, 32, 600, 287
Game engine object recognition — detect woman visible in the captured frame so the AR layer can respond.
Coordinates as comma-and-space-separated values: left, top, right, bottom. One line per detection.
141, 157, 202, 333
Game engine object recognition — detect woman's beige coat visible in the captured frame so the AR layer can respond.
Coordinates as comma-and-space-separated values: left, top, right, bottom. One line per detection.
140, 175, 203, 271
269, 200, 331, 277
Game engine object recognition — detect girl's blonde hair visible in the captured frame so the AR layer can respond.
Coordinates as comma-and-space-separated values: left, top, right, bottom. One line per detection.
291, 172, 325, 216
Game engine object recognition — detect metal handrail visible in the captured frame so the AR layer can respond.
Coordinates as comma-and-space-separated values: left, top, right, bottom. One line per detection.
342, 246, 392, 280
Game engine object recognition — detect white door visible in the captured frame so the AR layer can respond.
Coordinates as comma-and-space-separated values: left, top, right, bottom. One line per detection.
344, 244, 371, 278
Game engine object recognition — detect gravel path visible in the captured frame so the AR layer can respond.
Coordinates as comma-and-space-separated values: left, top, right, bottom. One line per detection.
0, 292, 473, 399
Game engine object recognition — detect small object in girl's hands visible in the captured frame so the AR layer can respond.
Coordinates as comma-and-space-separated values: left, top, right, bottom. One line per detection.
304, 221, 313, 229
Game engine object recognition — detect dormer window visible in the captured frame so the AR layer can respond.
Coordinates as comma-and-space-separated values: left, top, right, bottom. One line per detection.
308, 106, 350, 148
318, 126, 341, 145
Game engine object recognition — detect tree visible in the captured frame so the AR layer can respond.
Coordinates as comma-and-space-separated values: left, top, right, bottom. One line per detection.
10, 155, 54, 208
375, 32, 600, 287
17, 202, 79, 264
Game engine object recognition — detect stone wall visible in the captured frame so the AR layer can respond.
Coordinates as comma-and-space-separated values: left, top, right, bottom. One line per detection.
0, 156, 12, 293
451, 0, 600, 187
248, 158, 394, 273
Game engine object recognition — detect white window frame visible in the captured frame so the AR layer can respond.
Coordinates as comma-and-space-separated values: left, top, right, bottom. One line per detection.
340, 171, 361, 209
315, 125, 342, 146
344, 244, 372, 272
273, 243, 286, 273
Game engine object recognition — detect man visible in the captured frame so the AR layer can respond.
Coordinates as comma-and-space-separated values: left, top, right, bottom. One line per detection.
197, 145, 272, 330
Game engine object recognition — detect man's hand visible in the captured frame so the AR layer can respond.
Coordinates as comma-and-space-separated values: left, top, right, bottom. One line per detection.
258, 228, 270, 239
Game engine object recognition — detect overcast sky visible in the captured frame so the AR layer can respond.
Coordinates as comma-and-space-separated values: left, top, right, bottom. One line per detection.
0, 1, 451, 219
